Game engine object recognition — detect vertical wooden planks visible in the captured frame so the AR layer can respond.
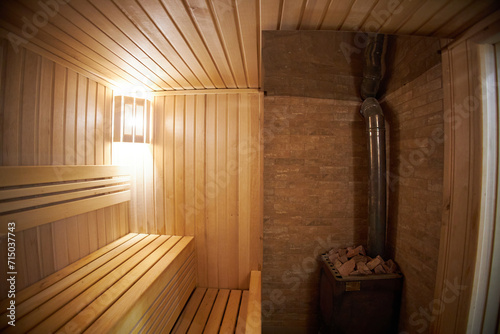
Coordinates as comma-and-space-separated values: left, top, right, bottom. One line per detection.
103, 86, 113, 165
95, 84, 105, 165
105, 206, 114, 245
96, 209, 107, 249
87, 210, 98, 253
24, 228, 41, 285
75, 74, 87, 165
2, 43, 23, 166
184, 95, 196, 236
38, 224, 55, 278
145, 141, 155, 234
151, 91, 263, 289
64, 69, 77, 165
52, 64, 66, 165
119, 202, 129, 237
86, 80, 96, 165
66, 216, 80, 264
21, 50, 40, 166
238, 93, 251, 288
194, 94, 207, 287
77, 213, 90, 258
0, 43, 121, 292
164, 95, 176, 235
154, 97, 166, 234
0, 236, 7, 298
432, 38, 484, 334
216, 94, 228, 288
38, 57, 53, 165
0, 39, 5, 168
205, 93, 218, 288
52, 219, 69, 271
15, 233, 28, 289
249, 92, 263, 273
174, 95, 186, 235
226, 94, 239, 288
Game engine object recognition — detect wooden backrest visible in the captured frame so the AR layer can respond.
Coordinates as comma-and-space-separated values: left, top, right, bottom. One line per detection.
0, 166, 130, 235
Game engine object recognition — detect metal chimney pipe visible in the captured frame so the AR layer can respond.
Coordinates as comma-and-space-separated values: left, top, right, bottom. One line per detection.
360, 98, 386, 258
361, 34, 385, 100
359, 33, 387, 258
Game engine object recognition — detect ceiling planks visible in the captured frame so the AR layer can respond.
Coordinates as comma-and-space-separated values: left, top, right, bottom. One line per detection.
0, 0, 498, 92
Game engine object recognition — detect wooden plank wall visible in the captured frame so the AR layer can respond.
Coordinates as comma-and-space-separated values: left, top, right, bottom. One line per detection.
150, 91, 263, 290
431, 36, 485, 334
0, 39, 129, 296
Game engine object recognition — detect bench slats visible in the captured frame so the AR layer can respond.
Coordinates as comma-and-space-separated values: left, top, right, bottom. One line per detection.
0, 233, 137, 311
220, 290, 243, 334
0, 165, 131, 234
132, 250, 196, 333
172, 288, 207, 333
204, 289, 230, 332
0, 234, 196, 334
145, 256, 196, 333
85, 236, 195, 333
5, 235, 159, 333
236, 290, 250, 333
0, 176, 130, 201
188, 288, 219, 334
0, 166, 130, 187
37, 235, 173, 333
1, 234, 149, 324
171, 270, 262, 334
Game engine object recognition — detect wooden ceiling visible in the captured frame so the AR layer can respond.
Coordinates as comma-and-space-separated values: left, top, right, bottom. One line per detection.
0, 0, 498, 92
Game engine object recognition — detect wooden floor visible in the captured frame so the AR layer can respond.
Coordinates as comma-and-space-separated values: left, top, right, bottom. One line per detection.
172, 287, 251, 333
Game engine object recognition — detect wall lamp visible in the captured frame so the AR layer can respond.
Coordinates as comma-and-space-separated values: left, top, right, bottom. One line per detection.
113, 95, 152, 143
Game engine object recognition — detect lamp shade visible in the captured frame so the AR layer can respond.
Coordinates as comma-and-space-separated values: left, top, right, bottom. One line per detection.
113, 95, 151, 143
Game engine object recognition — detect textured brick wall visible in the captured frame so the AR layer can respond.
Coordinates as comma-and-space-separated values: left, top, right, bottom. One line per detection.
262, 31, 363, 101
382, 63, 444, 334
263, 96, 368, 333
380, 35, 442, 97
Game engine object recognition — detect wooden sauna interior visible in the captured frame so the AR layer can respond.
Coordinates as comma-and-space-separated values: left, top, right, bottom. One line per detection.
1, 0, 500, 333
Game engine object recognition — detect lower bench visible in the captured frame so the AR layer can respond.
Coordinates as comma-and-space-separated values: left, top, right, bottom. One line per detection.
0, 233, 196, 333
0, 233, 261, 333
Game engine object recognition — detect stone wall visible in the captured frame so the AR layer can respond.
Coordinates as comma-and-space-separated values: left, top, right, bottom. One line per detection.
263, 96, 368, 333
382, 63, 444, 333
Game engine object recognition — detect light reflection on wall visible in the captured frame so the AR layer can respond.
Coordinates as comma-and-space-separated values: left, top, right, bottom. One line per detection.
112, 142, 154, 233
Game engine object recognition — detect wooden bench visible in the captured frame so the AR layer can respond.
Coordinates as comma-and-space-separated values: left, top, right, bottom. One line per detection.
172, 271, 261, 333
0, 233, 196, 333
0, 166, 261, 333
0, 165, 131, 235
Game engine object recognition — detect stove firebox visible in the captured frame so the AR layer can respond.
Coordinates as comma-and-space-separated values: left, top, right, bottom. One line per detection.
319, 253, 403, 334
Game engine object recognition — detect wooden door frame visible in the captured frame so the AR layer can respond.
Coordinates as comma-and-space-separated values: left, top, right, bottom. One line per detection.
432, 12, 500, 334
